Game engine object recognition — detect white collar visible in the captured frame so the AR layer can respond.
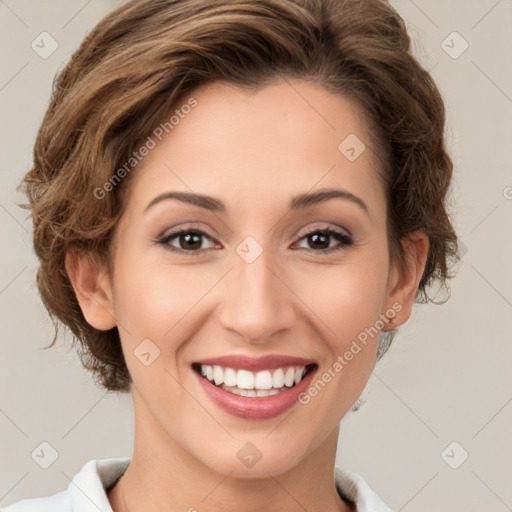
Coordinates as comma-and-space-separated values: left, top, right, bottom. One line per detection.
4, 458, 393, 511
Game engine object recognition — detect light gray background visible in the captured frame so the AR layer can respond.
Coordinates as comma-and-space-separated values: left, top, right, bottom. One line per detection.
1, 1, 511, 510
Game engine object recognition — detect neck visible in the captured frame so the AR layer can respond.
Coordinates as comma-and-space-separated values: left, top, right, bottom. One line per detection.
108, 395, 353, 512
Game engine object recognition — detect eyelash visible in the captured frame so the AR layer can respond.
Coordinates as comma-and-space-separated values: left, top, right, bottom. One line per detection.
156, 226, 353, 255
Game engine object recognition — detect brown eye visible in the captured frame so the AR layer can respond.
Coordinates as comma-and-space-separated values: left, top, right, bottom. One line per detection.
296, 229, 352, 253
159, 229, 217, 252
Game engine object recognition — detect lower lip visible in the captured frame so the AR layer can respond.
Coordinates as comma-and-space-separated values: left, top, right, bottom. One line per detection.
195, 368, 316, 420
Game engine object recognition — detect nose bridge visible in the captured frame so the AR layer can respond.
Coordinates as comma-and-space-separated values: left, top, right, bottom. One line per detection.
218, 240, 295, 343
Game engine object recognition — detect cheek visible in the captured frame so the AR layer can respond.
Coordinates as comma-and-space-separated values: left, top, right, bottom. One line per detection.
111, 248, 218, 352
293, 249, 390, 345
291, 254, 390, 418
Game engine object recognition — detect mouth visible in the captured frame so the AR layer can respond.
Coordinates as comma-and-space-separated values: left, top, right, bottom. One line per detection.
191, 361, 318, 397
191, 355, 319, 419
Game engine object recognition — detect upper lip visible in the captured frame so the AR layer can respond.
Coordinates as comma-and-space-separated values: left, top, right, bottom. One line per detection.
193, 355, 316, 372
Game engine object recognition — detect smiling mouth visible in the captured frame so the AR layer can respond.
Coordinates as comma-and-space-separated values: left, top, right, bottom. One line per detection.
192, 362, 318, 397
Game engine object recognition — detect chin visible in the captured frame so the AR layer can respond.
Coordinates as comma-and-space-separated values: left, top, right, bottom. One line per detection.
195, 436, 311, 480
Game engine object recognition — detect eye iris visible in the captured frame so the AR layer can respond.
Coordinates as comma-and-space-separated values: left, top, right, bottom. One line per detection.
309, 232, 329, 249
180, 232, 202, 250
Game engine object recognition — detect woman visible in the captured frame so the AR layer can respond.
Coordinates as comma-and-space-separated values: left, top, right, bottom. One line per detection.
3, 0, 458, 510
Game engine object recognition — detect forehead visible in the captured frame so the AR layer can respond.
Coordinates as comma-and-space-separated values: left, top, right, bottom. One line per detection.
123, 79, 386, 217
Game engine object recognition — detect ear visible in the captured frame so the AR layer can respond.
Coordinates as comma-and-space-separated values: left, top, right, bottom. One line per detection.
382, 231, 429, 331
65, 250, 117, 331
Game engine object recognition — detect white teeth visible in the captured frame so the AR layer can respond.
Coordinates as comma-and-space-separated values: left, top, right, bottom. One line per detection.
272, 368, 285, 388
224, 367, 237, 387
198, 364, 312, 395
220, 385, 287, 397
284, 367, 295, 387
237, 369, 255, 389
213, 365, 224, 386
254, 370, 273, 390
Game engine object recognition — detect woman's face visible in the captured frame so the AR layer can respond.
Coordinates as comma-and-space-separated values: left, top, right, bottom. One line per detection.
97, 79, 408, 477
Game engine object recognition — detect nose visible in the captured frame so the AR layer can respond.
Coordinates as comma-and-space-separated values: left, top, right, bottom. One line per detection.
218, 246, 296, 344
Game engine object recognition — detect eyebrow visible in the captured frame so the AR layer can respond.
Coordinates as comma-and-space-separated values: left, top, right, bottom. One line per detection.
144, 188, 369, 215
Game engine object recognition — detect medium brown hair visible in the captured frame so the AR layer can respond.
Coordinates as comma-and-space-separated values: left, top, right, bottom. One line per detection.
20, 0, 458, 391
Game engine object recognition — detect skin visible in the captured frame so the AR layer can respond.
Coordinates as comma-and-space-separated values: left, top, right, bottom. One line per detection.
66, 78, 428, 512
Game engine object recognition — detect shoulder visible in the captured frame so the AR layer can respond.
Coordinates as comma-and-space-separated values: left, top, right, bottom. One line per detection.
334, 467, 394, 512
1, 458, 130, 512
1, 491, 69, 512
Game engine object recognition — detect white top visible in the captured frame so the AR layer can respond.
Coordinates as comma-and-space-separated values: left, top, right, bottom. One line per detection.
1, 458, 393, 512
